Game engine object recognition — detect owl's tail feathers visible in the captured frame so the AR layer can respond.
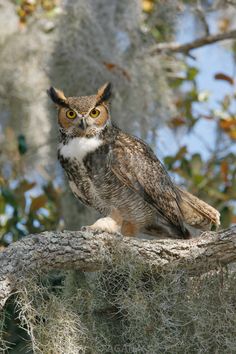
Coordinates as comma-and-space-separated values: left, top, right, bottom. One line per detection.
177, 187, 221, 230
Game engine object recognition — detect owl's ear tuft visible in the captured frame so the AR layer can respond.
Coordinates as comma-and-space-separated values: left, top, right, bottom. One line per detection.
96, 82, 112, 106
47, 87, 69, 108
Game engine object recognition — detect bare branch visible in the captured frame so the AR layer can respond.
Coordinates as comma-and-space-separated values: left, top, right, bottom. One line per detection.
149, 29, 236, 55
195, 2, 210, 35
0, 227, 236, 308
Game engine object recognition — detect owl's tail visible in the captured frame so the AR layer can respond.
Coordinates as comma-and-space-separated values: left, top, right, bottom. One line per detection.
178, 187, 221, 230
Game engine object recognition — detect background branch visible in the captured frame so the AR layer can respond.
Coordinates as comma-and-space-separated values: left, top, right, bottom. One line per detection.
1, 226, 236, 309
195, 2, 210, 35
149, 29, 236, 55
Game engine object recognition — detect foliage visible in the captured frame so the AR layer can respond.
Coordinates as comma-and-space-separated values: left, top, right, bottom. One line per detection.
15, 0, 59, 27
0, 128, 62, 246
141, 0, 180, 42
165, 62, 236, 228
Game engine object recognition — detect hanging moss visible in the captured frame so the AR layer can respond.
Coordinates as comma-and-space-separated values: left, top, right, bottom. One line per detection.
3, 249, 235, 354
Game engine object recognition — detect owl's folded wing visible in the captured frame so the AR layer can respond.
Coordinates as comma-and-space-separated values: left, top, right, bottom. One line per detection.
111, 133, 190, 238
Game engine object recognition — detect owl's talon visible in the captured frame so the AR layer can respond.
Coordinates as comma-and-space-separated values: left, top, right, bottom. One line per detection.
113, 232, 123, 239
80, 226, 98, 239
81, 226, 89, 232
81, 225, 104, 236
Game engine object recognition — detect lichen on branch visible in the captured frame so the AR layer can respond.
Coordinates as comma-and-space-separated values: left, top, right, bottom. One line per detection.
0, 226, 236, 308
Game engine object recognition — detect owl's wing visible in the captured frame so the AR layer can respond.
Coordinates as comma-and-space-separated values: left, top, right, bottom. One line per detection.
111, 131, 190, 238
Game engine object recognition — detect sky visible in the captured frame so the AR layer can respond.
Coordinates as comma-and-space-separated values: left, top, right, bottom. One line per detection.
157, 8, 236, 160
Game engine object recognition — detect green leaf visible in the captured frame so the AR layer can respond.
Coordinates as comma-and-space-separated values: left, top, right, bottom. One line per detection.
180, 158, 191, 178
169, 78, 184, 89
16, 194, 26, 211
1, 187, 17, 207
193, 174, 205, 185
186, 66, 199, 81
175, 146, 187, 160
220, 206, 232, 228
191, 154, 202, 175
17, 134, 28, 155
164, 156, 175, 167
0, 195, 5, 214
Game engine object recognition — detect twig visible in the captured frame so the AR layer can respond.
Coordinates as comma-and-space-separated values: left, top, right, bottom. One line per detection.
195, 2, 210, 35
149, 29, 236, 55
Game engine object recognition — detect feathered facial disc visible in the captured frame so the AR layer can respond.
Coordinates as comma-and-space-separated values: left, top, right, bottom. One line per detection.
47, 82, 112, 137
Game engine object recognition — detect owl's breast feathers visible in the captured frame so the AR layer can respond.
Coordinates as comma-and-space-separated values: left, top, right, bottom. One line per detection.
58, 124, 220, 238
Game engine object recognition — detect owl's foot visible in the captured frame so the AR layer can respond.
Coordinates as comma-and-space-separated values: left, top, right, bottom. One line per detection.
80, 226, 97, 235
86, 217, 121, 234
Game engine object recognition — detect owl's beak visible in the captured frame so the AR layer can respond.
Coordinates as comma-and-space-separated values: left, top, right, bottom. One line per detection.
78, 117, 87, 130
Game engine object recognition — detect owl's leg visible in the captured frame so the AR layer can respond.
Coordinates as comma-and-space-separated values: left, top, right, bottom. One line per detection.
87, 209, 123, 234
121, 221, 139, 237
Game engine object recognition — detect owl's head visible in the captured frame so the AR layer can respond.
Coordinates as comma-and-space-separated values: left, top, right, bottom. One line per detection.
47, 83, 112, 138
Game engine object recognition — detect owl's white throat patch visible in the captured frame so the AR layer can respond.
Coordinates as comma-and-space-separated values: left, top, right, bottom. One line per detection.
59, 136, 103, 161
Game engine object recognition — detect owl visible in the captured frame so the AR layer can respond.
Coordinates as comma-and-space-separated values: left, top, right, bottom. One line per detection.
47, 83, 220, 239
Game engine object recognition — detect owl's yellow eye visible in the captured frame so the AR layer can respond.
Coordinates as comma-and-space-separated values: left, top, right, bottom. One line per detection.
89, 108, 100, 118
66, 110, 77, 119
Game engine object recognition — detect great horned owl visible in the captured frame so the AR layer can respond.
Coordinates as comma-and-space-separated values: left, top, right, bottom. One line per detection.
47, 83, 220, 238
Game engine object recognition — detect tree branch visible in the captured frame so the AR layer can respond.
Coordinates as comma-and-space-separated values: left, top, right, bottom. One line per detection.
0, 226, 236, 308
149, 29, 236, 55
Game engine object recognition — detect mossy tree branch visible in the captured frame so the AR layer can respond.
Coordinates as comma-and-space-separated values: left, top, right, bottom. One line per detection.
0, 226, 236, 308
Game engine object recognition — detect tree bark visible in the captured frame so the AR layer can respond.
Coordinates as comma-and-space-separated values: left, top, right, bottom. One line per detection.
0, 226, 236, 308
